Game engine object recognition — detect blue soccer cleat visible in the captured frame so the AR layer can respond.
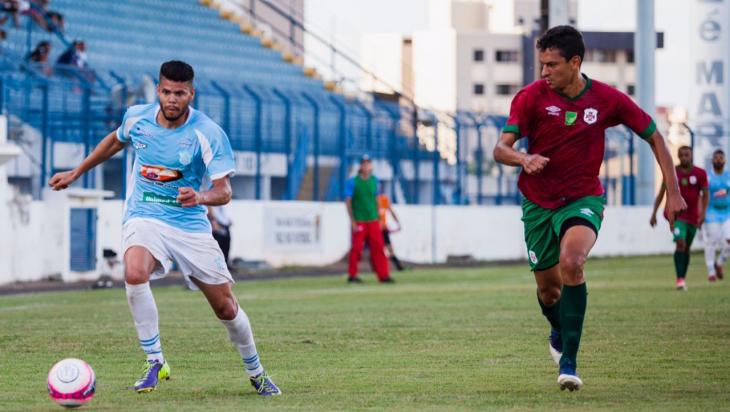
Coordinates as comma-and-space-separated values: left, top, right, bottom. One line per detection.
557, 361, 583, 391
250, 372, 281, 396
134, 360, 170, 393
549, 329, 562, 365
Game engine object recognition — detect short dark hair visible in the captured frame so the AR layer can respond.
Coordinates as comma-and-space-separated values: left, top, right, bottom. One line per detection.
159, 60, 194, 83
713, 149, 725, 156
678, 145, 692, 153
536, 25, 585, 63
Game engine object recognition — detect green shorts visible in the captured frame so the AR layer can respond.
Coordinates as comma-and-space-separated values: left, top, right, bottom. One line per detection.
521, 196, 606, 271
672, 220, 697, 245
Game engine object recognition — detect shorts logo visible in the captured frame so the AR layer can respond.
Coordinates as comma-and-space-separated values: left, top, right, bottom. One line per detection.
674, 227, 680, 235
583, 108, 598, 124
546, 106, 561, 116
529, 250, 538, 264
140, 165, 183, 182
579, 208, 594, 217
565, 111, 578, 126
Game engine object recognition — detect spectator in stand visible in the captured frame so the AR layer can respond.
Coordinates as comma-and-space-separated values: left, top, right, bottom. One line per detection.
28, 0, 63, 32
27, 40, 52, 75
57, 41, 85, 67
1, 1, 26, 28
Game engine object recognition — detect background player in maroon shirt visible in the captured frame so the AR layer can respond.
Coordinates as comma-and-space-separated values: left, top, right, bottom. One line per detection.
493, 26, 686, 391
650, 146, 708, 291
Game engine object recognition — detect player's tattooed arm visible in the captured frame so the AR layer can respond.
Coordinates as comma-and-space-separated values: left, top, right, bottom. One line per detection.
493, 132, 549, 175
177, 176, 232, 208
645, 130, 687, 225
49, 130, 127, 190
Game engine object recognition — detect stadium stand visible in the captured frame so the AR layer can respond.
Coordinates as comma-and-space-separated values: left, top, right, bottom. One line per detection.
0, 0, 458, 204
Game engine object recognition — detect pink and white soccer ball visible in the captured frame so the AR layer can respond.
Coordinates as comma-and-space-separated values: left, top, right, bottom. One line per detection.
47, 358, 96, 407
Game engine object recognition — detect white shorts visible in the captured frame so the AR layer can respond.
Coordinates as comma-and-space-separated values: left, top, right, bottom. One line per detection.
702, 220, 730, 246
122, 218, 234, 289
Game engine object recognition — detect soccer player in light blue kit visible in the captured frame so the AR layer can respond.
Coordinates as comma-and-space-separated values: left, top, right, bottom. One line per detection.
48, 61, 281, 396
703, 149, 730, 282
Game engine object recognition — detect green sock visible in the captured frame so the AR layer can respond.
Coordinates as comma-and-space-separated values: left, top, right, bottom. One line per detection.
537, 291, 561, 331
681, 252, 691, 278
559, 283, 587, 368
674, 251, 683, 279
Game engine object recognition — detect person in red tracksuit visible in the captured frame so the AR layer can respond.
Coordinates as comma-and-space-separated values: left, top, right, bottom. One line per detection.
345, 155, 393, 283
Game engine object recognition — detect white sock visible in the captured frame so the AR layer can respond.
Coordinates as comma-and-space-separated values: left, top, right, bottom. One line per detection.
220, 306, 264, 377
719, 242, 730, 265
705, 242, 718, 276
125, 282, 164, 363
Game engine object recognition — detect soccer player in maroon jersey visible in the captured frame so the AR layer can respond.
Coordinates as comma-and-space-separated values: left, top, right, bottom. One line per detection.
493, 26, 686, 391
650, 146, 708, 291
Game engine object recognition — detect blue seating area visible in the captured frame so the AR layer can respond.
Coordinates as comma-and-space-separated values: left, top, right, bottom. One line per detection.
0, 0, 463, 204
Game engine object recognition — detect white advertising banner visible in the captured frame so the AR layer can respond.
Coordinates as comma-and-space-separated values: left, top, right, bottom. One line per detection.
263, 205, 323, 252
691, 0, 730, 167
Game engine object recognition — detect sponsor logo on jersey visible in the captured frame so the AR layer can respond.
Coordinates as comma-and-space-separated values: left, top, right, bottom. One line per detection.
135, 126, 153, 137
133, 142, 147, 150
546, 105, 561, 116
583, 108, 598, 124
565, 111, 578, 126
140, 165, 183, 182
142, 192, 182, 207
178, 138, 194, 149
528, 250, 538, 264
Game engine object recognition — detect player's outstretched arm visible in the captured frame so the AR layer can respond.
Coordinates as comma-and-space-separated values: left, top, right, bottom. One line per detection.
493, 132, 549, 175
177, 176, 232, 208
646, 131, 687, 225
48, 130, 126, 191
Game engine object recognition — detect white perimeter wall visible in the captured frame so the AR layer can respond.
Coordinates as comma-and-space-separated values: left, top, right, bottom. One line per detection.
0, 199, 695, 285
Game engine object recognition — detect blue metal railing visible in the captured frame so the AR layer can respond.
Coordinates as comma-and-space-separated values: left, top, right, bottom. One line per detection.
287, 126, 309, 200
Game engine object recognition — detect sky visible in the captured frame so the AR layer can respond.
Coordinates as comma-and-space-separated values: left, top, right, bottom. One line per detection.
304, 0, 692, 109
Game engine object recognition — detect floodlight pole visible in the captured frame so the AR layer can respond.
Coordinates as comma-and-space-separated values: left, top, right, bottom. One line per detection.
635, 0, 656, 205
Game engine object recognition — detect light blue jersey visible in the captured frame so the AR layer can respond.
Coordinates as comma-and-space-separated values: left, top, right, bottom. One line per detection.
706, 170, 730, 223
117, 104, 235, 233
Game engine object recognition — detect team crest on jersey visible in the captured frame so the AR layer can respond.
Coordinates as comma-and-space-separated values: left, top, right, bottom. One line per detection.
583, 108, 598, 124
689, 175, 697, 185
178, 151, 192, 166
545, 105, 561, 116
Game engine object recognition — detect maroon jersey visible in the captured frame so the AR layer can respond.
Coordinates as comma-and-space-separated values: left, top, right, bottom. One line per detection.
667, 166, 707, 225
504, 75, 656, 209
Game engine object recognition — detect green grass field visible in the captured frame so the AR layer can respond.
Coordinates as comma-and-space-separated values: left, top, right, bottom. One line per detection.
1, 255, 729, 411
